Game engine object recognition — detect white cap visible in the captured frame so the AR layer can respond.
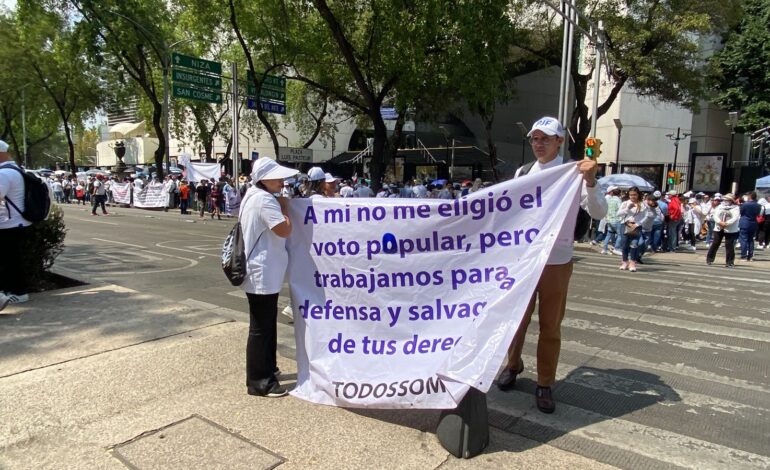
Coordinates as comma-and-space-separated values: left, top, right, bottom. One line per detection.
714, 192, 723, 199
667, 190, 678, 196
324, 172, 339, 183
308, 167, 326, 181
527, 116, 565, 137
683, 191, 693, 197
688, 198, 697, 204
0, 140, 8, 152
607, 185, 619, 192
250, 158, 298, 182
653, 190, 662, 198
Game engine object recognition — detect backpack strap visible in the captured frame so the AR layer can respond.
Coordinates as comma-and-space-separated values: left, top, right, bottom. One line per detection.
0, 164, 24, 218
515, 161, 536, 178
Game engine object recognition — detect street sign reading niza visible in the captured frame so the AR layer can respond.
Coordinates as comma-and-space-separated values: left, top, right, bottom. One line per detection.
172, 69, 222, 90
172, 84, 222, 104
172, 53, 222, 75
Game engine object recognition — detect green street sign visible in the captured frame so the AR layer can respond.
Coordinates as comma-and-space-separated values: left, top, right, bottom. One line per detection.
172, 84, 222, 104
172, 52, 222, 75
172, 69, 222, 90
247, 70, 286, 92
246, 84, 286, 101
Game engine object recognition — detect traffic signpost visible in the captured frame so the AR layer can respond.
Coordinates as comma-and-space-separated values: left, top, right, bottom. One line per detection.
172, 84, 222, 104
171, 53, 223, 105
246, 70, 286, 115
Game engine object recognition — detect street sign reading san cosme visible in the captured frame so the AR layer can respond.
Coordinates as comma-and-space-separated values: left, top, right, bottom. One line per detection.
172, 83, 222, 104
172, 52, 222, 75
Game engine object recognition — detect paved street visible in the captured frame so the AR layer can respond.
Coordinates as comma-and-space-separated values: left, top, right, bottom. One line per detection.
22, 204, 770, 468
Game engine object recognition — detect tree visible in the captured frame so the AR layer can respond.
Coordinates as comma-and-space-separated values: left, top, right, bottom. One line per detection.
709, 0, 770, 132
18, 0, 103, 177
70, 0, 175, 178
521, 0, 739, 159
0, 13, 61, 167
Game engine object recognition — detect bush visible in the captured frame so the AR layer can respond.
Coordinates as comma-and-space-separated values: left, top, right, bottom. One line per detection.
22, 204, 66, 290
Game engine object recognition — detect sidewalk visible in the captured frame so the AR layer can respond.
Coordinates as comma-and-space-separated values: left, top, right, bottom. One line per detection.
0, 280, 614, 469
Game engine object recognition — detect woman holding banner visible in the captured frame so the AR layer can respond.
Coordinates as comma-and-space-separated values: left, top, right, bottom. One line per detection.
241, 157, 298, 398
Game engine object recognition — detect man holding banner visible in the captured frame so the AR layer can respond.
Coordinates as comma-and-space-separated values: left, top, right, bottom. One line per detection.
496, 117, 606, 414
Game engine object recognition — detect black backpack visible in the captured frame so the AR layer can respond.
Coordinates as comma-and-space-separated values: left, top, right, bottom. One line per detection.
1, 165, 52, 223
517, 161, 592, 241
222, 221, 248, 286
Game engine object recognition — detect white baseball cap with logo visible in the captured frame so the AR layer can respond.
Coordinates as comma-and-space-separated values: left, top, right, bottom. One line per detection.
527, 117, 565, 138
250, 157, 299, 182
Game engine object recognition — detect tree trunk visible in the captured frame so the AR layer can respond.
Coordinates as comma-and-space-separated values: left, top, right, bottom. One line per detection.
482, 108, 499, 182
151, 99, 166, 178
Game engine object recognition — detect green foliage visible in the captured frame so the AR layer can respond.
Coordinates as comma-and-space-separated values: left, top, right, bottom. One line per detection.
709, 0, 770, 131
23, 204, 66, 290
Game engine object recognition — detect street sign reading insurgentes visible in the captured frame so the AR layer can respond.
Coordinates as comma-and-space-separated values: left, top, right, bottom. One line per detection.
172, 53, 222, 75
173, 84, 222, 104
172, 69, 222, 90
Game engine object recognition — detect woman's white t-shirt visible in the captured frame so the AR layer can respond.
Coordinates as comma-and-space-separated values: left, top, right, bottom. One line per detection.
239, 186, 289, 295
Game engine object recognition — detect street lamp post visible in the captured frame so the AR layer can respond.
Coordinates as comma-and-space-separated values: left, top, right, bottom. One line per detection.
613, 118, 622, 173
665, 127, 691, 189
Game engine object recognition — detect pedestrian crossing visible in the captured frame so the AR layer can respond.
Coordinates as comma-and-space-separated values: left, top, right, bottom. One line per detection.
228, 248, 770, 468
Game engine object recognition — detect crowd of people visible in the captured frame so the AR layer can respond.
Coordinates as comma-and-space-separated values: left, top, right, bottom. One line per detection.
590, 186, 767, 269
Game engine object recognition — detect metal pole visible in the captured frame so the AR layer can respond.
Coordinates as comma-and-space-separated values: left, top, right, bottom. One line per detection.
231, 63, 239, 189
615, 128, 621, 171
450, 138, 455, 181
163, 62, 170, 178
21, 88, 28, 167
589, 21, 603, 137
673, 127, 681, 168
562, 0, 576, 129
557, 0, 569, 125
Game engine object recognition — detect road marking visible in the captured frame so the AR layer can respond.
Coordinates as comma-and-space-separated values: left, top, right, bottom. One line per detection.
92, 238, 146, 249
155, 241, 219, 258
566, 302, 770, 343
559, 317, 754, 352
555, 337, 769, 394
523, 353, 770, 418
575, 261, 770, 284
487, 389, 770, 470
67, 217, 119, 226
570, 295, 770, 330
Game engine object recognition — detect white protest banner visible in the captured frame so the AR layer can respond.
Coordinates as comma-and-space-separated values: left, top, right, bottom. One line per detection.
133, 182, 166, 208
110, 182, 131, 204
286, 163, 583, 409
186, 162, 220, 183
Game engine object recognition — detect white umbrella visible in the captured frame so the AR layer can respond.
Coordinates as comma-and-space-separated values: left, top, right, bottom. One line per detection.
597, 174, 656, 192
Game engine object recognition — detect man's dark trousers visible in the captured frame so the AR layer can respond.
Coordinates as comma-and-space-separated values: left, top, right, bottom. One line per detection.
0, 226, 29, 295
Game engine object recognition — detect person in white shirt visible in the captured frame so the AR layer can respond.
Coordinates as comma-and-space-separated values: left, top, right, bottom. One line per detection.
497, 117, 607, 414
240, 157, 298, 398
412, 180, 428, 198
91, 175, 109, 215
339, 181, 355, 198
354, 180, 374, 197
705, 193, 740, 267
0, 140, 32, 309
685, 197, 704, 251
616, 186, 655, 271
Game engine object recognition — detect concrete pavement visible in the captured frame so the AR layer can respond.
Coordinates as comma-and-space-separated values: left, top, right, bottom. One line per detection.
0, 281, 612, 469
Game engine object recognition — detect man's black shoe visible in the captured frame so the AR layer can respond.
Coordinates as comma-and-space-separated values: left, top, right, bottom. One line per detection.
535, 386, 555, 413
496, 363, 524, 391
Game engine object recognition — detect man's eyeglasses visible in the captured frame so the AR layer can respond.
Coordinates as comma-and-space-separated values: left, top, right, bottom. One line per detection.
528, 136, 555, 145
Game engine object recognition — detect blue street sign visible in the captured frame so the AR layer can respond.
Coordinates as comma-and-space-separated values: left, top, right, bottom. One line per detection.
251, 151, 259, 160
247, 98, 286, 115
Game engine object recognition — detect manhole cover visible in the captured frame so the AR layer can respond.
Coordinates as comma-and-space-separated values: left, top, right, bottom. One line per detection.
111, 415, 284, 469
